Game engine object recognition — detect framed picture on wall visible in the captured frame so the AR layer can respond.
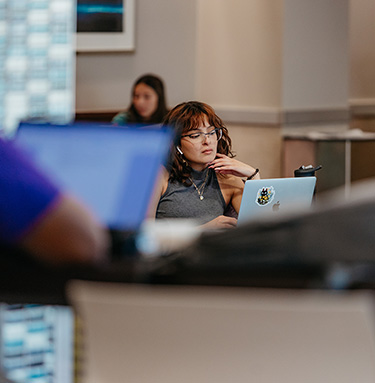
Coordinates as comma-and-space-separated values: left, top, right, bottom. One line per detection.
76, 0, 135, 52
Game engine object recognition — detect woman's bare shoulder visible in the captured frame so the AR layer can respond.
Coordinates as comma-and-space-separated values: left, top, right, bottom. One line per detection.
146, 166, 170, 219
160, 165, 169, 180
157, 166, 170, 194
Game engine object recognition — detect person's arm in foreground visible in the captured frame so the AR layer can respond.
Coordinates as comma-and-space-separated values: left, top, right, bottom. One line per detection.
20, 194, 110, 265
0, 139, 110, 265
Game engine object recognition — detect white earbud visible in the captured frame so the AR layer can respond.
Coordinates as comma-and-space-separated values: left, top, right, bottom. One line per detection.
176, 146, 183, 155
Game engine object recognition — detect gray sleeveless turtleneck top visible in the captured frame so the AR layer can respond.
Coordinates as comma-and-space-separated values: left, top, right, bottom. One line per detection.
156, 168, 226, 223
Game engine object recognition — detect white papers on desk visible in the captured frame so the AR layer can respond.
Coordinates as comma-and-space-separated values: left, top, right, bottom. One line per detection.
136, 219, 202, 257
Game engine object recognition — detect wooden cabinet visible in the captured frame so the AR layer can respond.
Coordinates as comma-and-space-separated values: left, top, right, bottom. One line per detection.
283, 131, 375, 193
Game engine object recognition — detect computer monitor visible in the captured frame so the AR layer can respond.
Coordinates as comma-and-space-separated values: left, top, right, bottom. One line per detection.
15, 122, 174, 232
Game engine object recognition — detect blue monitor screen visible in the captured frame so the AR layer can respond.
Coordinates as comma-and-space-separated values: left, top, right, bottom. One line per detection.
15, 122, 174, 231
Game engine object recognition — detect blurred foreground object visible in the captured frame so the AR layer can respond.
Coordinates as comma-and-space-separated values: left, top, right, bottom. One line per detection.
0, 0, 76, 135
158, 178, 375, 289
0, 137, 109, 265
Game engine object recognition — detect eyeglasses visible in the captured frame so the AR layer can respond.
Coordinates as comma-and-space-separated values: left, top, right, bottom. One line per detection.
181, 127, 223, 142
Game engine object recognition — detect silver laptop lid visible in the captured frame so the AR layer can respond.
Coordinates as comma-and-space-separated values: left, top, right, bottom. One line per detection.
238, 177, 316, 225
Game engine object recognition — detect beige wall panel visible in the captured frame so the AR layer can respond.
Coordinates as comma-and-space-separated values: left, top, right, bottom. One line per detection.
349, 0, 375, 100
283, 0, 349, 109
196, 0, 282, 108
226, 124, 282, 178
75, 1, 375, 116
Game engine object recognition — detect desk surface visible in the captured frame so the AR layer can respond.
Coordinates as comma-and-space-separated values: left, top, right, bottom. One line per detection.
3, 193, 375, 305
69, 281, 375, 383
2, 246, 375, 305
283, 129, 375, 142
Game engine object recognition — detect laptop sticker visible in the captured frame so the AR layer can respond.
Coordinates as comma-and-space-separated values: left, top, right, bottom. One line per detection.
256, 186, 275, 206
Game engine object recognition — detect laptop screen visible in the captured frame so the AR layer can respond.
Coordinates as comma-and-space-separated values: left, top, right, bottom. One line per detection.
14, 122, 174, 231
238, 177, 316, 225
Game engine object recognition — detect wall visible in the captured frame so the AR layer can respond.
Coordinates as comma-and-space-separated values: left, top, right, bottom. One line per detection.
75, 0, 375, 177
349, 0, 375, 102
75, 0, 197, 113
195, 0, 282, 108
75, 1, 375, 112
283, 0, 349, 110
194, 0, 283, 178
349, 0, 375, 132
226, 124, 282, 178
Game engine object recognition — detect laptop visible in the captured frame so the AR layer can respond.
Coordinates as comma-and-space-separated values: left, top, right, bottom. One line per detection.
237, 177, 316, 225
14, 121, 174, 235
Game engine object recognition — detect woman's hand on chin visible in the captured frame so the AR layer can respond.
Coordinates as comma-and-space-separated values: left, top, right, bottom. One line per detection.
209, 154, 259, 179
200, 215, 237, 229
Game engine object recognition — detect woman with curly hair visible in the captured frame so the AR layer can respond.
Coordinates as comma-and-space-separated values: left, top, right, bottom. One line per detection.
150, 101, 260, 229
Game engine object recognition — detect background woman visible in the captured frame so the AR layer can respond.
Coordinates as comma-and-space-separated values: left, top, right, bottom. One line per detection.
150, 101, 260, 229
112, 74, 169, 125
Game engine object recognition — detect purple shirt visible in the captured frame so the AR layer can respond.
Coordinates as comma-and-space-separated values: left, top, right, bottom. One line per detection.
0, 138, 60, 243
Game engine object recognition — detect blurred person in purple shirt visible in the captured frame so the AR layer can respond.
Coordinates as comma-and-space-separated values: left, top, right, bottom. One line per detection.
0, 138, 109, 265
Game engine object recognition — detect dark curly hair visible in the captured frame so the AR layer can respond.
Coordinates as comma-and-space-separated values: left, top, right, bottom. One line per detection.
163, 101, 234, 185
127, 74, 168, 124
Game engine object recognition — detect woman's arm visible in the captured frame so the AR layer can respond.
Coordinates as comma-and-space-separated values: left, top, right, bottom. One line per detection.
146, 166, 169, 219
212, 154, 261, 214
209, 153, 260, 179
217, 175, 246, 215
200, 215, 237, 229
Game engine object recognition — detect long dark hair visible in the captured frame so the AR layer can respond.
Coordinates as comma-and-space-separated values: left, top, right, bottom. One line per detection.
163, 101, 234, 184
126, 74, 168, 124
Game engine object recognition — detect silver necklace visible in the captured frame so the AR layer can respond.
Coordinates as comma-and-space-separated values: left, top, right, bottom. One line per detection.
189, 169, 209, 201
